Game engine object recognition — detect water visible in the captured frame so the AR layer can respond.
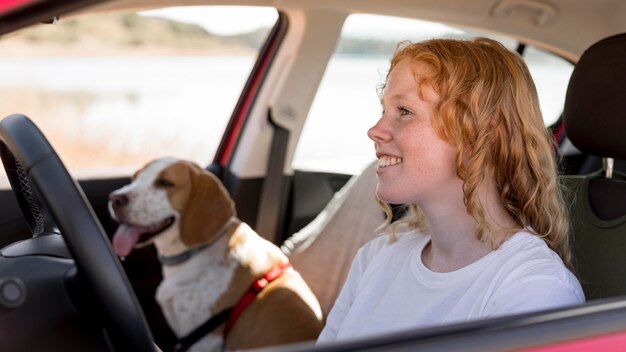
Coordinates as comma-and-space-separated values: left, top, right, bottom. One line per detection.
0, 55, 573, 178
0, 56, 254, 178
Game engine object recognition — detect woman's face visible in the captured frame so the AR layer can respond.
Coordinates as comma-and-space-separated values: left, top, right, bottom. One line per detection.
368, 58, 461, 206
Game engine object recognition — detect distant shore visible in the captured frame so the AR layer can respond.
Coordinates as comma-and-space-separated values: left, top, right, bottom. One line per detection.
0, 38, 255, 57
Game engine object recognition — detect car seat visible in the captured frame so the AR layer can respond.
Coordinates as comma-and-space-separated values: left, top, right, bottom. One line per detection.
283, 161, 383, 318
561, 33, 626, 300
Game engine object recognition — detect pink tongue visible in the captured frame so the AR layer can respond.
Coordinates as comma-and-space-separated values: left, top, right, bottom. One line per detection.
112, 223, 147, 257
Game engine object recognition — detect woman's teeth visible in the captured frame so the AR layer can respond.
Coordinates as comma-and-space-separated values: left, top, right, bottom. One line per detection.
378, 156, 403, 167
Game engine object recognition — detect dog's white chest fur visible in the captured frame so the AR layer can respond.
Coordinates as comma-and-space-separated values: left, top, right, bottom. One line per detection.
155, 233, 238, 342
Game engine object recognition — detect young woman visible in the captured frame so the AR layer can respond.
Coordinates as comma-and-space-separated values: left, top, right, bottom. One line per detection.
317, 37, 584, 342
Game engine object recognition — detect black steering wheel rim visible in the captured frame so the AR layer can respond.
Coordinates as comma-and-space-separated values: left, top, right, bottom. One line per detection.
0, 114, 154, 351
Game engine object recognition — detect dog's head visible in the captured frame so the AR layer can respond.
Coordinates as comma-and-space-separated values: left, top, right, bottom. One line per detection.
108, 158, 235, 257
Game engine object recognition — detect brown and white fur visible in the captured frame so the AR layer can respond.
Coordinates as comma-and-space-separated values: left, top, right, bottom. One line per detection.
108, 158, 323, 351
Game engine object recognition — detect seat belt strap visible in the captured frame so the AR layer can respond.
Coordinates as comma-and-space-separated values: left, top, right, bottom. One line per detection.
255, 109, 289, 242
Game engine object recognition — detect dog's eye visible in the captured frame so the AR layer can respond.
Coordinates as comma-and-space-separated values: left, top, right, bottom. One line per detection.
155, 178, 175, 188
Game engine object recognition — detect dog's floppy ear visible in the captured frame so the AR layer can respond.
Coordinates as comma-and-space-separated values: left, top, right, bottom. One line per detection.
180, 162, 236, 248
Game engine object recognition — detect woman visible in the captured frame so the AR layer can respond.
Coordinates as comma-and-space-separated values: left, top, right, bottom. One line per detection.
317, 37, 584, 342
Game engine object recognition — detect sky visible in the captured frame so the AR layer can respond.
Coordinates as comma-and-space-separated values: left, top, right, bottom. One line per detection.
140, 6, 277, 36
140, 6, 464, 39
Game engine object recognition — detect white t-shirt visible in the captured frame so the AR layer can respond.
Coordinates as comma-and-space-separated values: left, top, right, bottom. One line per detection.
317, 230, 584, 343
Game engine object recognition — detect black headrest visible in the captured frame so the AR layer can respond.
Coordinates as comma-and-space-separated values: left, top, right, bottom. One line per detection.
563, 33, 626, 160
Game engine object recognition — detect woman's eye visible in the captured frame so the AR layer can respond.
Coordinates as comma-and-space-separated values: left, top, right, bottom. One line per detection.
155, 178, 175, 188
399, 107, 413, 116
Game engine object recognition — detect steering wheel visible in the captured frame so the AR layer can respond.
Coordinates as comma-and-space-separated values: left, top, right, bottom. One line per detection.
0, 114, 155, 351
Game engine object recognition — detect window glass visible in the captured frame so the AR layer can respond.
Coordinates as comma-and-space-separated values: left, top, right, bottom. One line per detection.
0, 6, 277, 185
524, 46, 574, 126
292, 14, 573, 175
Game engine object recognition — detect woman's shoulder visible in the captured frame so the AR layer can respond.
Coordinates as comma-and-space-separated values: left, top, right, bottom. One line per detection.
499, 230, 563, 264
493, 230, 583, 298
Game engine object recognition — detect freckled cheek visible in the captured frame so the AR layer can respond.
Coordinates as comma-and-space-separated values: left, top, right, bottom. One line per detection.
405, 137, 457, 179
427, 147, 458, 181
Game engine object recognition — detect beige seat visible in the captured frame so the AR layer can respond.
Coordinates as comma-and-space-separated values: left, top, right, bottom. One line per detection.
284, 161, 383, 318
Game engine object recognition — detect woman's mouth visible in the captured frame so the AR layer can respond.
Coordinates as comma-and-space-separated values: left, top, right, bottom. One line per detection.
377, 155, 403, 168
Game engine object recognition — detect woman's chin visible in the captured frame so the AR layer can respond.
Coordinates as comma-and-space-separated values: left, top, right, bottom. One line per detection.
375, 188, 404, 205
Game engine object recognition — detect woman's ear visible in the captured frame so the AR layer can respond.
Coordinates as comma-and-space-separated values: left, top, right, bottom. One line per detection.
179, 163, 236, 248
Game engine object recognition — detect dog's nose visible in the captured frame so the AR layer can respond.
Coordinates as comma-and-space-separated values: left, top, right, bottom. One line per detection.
110, 193, 129, 210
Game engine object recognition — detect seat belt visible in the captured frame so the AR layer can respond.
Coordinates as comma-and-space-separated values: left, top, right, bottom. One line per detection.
255, 109, 289, 243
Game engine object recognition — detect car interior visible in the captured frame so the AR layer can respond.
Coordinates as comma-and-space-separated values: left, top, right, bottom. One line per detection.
1, 0, 626, 351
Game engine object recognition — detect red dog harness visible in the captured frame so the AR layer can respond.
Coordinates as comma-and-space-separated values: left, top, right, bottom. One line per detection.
174, 261, 292, 351
223, 261, 292, 338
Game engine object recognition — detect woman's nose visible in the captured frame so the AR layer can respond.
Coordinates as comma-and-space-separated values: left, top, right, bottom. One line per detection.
367, 116, 392, 143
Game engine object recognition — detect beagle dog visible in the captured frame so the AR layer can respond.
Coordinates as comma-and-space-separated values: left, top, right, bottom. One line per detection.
108, 158, 323, 351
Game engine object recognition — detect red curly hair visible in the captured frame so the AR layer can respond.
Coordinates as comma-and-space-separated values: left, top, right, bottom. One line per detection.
378, 37, 571, 268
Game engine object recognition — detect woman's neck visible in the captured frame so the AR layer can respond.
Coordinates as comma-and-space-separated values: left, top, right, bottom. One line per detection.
419, 178, 516, 273
420, 214, 492, 273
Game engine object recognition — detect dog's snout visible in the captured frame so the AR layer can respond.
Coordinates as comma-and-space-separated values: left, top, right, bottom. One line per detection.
110, 193, 129, 209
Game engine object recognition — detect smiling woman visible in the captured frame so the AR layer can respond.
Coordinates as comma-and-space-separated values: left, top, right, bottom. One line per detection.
317, 37, 583, 343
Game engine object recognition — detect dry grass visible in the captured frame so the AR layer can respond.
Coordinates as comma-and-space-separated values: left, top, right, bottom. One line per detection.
0, 87, 174, 174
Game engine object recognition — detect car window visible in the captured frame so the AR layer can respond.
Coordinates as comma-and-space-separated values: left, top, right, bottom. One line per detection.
0, 6, 277, 186
292, 14, 574, 175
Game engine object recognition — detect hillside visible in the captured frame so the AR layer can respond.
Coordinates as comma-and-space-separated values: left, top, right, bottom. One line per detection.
0, 13, 268, 55
0, 12, 401, 56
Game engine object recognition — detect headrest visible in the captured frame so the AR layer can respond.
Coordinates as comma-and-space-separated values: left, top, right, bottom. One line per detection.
563, 33, 626, 160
